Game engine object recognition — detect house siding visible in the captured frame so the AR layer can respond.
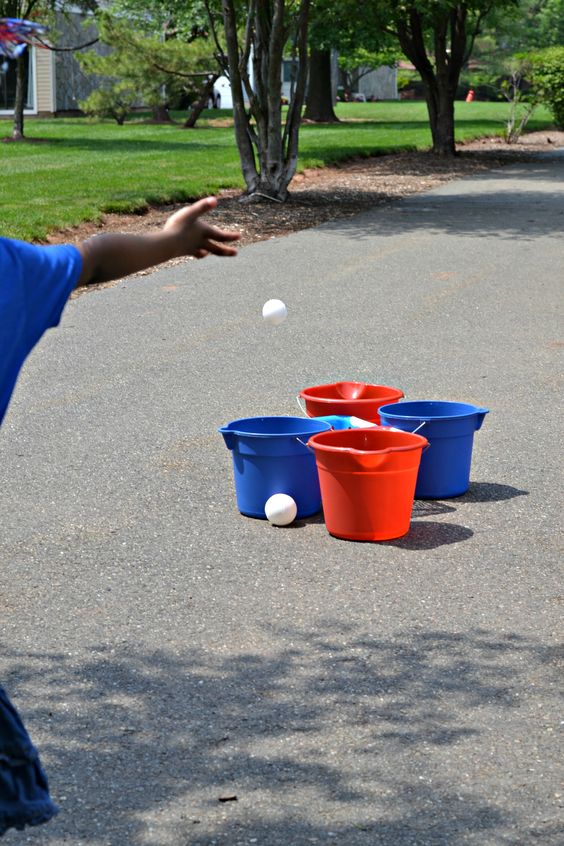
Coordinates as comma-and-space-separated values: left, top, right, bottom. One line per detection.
54, 11, 109, 112
359, 66, 399, 101
35, 47, 55, 114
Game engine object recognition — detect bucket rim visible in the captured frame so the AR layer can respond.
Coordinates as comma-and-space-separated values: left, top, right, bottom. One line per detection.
219, 415, 332, 438
300, 382, 405, 402
307, 427, 428, 455
378, 401, 489, 422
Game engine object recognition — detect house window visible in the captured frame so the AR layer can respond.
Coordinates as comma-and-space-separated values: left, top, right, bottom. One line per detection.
0, 50, 34, 111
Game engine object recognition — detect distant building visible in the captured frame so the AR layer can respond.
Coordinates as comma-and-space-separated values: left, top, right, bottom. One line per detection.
0, 9, 110, 117
214, 51, 397, 110
357, 66, 398, 101
0, 14, 397, 118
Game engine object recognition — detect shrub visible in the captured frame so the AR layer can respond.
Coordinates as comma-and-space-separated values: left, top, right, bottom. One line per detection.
80, 83, 137, 125
529, 46, 564, 129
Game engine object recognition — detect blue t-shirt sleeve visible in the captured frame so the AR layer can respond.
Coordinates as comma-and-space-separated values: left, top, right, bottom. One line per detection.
0, 238, 83, 424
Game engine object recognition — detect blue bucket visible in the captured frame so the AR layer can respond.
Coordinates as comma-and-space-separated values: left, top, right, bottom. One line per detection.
378, 401, 489, 498
219, 416, 332, 518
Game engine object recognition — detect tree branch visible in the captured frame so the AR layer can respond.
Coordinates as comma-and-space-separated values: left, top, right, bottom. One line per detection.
35, 36, 99, 52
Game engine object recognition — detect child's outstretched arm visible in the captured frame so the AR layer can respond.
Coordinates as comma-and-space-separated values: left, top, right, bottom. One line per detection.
77, 197, 239, 286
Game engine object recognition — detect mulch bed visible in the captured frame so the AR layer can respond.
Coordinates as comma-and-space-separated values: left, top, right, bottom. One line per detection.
36, 129, 562, 295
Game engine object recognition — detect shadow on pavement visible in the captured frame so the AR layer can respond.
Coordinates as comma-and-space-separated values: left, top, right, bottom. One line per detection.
458, 481, 529, 503
384, 520, 473, 550
3, 626, 560, 845
318, 159, 564, 242
411, 499, 457, 517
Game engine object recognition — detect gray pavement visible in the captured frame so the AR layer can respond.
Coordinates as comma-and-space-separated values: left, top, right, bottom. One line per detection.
1, 152, 563, 845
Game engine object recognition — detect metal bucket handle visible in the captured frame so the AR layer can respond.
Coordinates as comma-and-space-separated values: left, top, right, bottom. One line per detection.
296, 436, 315, 453
296, 395, 308, 416
404, 420, 430, 451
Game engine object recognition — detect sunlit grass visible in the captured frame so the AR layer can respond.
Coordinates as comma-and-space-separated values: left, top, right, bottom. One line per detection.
0, 101, 554, 240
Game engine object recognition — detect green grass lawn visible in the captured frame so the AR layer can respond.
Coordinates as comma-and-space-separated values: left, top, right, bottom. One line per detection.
1, 101, 554, 241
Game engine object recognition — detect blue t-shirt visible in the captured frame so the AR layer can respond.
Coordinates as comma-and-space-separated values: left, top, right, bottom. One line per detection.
0, 238, 80, 833
0, 238, 82, 425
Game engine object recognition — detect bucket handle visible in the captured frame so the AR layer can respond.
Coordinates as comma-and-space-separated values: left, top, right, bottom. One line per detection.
386, 419, 427, 436
296, 395, 308, 416
410, 421, 426, 434
296, 437, 315, 453
397, 421, 430, 451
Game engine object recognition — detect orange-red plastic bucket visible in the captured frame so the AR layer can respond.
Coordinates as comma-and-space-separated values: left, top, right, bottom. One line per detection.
299, 381, 404, 424
307, 428, 428, 541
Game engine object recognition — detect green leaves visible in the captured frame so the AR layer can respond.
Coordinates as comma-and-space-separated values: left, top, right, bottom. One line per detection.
529, 46, 564, 129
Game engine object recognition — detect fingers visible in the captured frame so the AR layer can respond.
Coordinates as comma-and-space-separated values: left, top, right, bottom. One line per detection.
205, 240, 239, 256
207, 226, 241, 241
193, 239, 238, 260
164, 197, 217, 231
203, 224, 241, 243
185, 196, 218, 220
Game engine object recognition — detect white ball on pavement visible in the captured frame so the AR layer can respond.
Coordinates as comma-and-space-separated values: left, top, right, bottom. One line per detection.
262, 299, 288, 325
265, 493, 297, 526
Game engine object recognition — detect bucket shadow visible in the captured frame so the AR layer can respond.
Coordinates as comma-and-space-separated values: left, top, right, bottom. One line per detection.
292, 511, 326, 528
385, 521, 473, 550
458, 482, 529, 503
412, 500, 457, 517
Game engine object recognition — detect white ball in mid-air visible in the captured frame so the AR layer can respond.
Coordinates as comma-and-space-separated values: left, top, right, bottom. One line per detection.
262, 299, 288, 326
265, 493, 297, 526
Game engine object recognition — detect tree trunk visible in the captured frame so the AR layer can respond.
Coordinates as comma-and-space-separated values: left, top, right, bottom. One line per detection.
220, 0, 310, 201
221, 0, 260, 194
183, 73, 219, 128
424, 79, 456, 156
303, 49, 338, 123
151, 104, 172, 122
12, 53, 26, 141
394, 7, 467, 158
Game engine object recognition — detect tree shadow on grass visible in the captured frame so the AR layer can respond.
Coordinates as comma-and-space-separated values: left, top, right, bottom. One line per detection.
2, 625, 561, 845
13, 136, 235, 155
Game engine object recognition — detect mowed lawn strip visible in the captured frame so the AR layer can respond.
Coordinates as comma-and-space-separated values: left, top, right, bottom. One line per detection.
1, 101, 554, 241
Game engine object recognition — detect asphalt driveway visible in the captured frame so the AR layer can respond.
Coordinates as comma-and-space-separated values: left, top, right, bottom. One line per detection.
1, 151, 562, 845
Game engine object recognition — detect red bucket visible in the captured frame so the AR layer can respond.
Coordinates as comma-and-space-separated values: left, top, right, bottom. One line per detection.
299, 381, 404, 424
307, 428, 428, 541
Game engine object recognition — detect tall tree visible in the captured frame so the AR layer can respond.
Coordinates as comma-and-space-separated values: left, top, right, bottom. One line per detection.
303, 48, 337, 122
219, 0, 311, 201
1, 0, 48, 139
372, 1, 518, 156
481, 0, 564, 54
303, 0, 348, 123
79, 11, 218, 125
304, 0, 397, 123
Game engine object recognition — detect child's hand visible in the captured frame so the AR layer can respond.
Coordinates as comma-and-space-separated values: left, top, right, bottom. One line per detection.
77, 196, 239, 286
163, 197, 240, 259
